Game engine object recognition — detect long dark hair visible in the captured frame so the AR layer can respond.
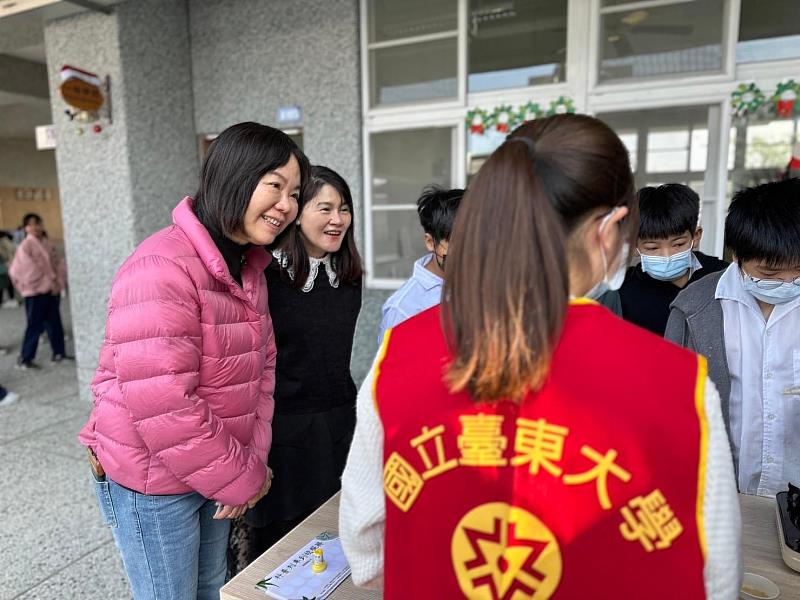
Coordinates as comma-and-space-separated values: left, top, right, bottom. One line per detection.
274, 165, 363, 287
193, 122, 309, 239
443, 114, 636, 402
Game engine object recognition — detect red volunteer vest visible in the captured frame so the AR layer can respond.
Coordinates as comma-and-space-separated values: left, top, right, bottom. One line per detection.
376, 301, 709, 600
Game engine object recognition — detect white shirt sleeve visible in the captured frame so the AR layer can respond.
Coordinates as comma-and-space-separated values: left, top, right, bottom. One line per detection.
339, 360, 385, 589
702, 376, 743, 599
339, 370, 741, 596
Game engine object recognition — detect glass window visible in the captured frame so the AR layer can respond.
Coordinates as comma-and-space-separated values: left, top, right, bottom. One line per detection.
466, 127, 508, 178
728, 117, 799, 193
468, 0, 567, 92
369, 0, 457, 43
744, 120, 796, 169
727, 117, 799, 241
371, 127, 452, 205
370, 37, 458, 106
737, 0, 800, 63
370, 126, 453, 279
598, 0, 724, 83
599, 105, 712, 192
689, 128, 708, 172
367, 0, 458, 107
371, 211, 430, 279
646, 128, 690, 173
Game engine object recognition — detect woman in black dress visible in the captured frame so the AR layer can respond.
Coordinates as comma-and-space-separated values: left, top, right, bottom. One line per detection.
245, 165, 363, 561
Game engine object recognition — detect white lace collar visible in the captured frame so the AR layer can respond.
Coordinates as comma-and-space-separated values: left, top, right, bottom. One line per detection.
272, 249, 339, 293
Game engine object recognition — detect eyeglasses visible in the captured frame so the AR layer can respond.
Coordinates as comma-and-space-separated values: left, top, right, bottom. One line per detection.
744, 273, 800, 290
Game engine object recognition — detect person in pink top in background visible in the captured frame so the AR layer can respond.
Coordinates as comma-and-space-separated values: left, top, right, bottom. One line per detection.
9, 213, 69, 369
78, 122, 308, 600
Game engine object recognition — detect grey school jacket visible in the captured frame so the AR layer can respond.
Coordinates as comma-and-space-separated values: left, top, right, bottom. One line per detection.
664, 271, 734, 459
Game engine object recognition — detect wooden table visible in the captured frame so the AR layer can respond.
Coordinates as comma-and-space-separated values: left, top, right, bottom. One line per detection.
222, 492, 799, 599
220, 492, 378, 600
740, 493, 800, 597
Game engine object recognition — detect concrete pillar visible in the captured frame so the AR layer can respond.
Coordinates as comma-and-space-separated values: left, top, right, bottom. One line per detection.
44, 0, 197, 399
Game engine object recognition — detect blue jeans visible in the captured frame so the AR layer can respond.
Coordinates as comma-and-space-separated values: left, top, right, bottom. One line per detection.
93, 476, 230, 600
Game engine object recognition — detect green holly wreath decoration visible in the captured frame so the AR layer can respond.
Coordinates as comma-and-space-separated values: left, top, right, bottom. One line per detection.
517, 101, 542, 125
547, 96, 575, 117
491, 104, 517, 134
731, 82, 765, 119
466, 97, 578, 134
771, 79, 799, 118
466, 107, 490, 135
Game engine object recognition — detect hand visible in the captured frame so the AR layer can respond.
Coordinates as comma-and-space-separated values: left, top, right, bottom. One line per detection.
247, 468, 274, 508
213, 503, 248, 520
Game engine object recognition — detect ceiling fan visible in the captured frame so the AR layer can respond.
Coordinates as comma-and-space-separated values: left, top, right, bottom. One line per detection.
605, 9, 694, 57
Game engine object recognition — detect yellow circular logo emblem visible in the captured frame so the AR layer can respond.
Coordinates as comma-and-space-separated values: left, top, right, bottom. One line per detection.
451, 502, 562, 600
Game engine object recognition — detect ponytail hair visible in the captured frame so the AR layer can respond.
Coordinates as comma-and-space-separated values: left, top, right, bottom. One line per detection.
442, 114, 635, 402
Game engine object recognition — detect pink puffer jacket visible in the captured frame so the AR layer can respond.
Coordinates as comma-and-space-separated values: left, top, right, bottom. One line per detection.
79, 197, 274, 506
9, 234, 67, 297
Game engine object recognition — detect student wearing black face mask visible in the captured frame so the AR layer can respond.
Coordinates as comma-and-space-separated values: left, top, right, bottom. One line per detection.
377, 186, 463, 346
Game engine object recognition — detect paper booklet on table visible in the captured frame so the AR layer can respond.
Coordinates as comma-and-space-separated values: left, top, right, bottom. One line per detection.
255, 532, 351, 600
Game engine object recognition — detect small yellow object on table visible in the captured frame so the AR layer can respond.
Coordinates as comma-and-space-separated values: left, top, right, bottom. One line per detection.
311, 548, 327, 574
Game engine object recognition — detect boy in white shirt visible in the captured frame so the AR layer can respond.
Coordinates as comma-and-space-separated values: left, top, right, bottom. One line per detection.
666, 178, 800, 496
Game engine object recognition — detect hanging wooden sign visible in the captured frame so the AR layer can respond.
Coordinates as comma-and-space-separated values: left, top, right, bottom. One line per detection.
59, 65, 104, 112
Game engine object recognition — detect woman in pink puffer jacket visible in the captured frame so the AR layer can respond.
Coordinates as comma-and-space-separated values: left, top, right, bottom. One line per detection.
79, 122, 307, 600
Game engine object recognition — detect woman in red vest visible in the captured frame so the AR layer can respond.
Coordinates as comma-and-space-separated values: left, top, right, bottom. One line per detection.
340, 114, 741, 599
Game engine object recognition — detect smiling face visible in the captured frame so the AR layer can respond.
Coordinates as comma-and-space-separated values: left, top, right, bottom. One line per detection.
297, 183, 352, 258
236, 155, 301, 245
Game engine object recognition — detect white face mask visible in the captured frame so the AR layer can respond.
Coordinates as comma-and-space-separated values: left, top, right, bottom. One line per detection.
639, 247, 693, 281
586, 207, 629, 300
742, 271, 800, 305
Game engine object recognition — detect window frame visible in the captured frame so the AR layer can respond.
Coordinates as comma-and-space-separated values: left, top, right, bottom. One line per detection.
362, 117, 465, 289
362, 0, 800, 287
588, 0, 737, 93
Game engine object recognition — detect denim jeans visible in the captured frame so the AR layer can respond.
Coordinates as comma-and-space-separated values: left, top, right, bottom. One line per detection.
93, 476, 230, 600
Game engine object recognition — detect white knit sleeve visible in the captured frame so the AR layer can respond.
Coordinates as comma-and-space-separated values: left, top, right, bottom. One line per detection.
702, 376, 742, 599
339, 360, 385, 589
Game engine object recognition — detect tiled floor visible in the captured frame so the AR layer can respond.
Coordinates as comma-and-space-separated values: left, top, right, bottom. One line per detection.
0, 301, 132, 600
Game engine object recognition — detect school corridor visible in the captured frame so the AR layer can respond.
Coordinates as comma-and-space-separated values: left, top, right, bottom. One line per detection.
0, 302, 131, 599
